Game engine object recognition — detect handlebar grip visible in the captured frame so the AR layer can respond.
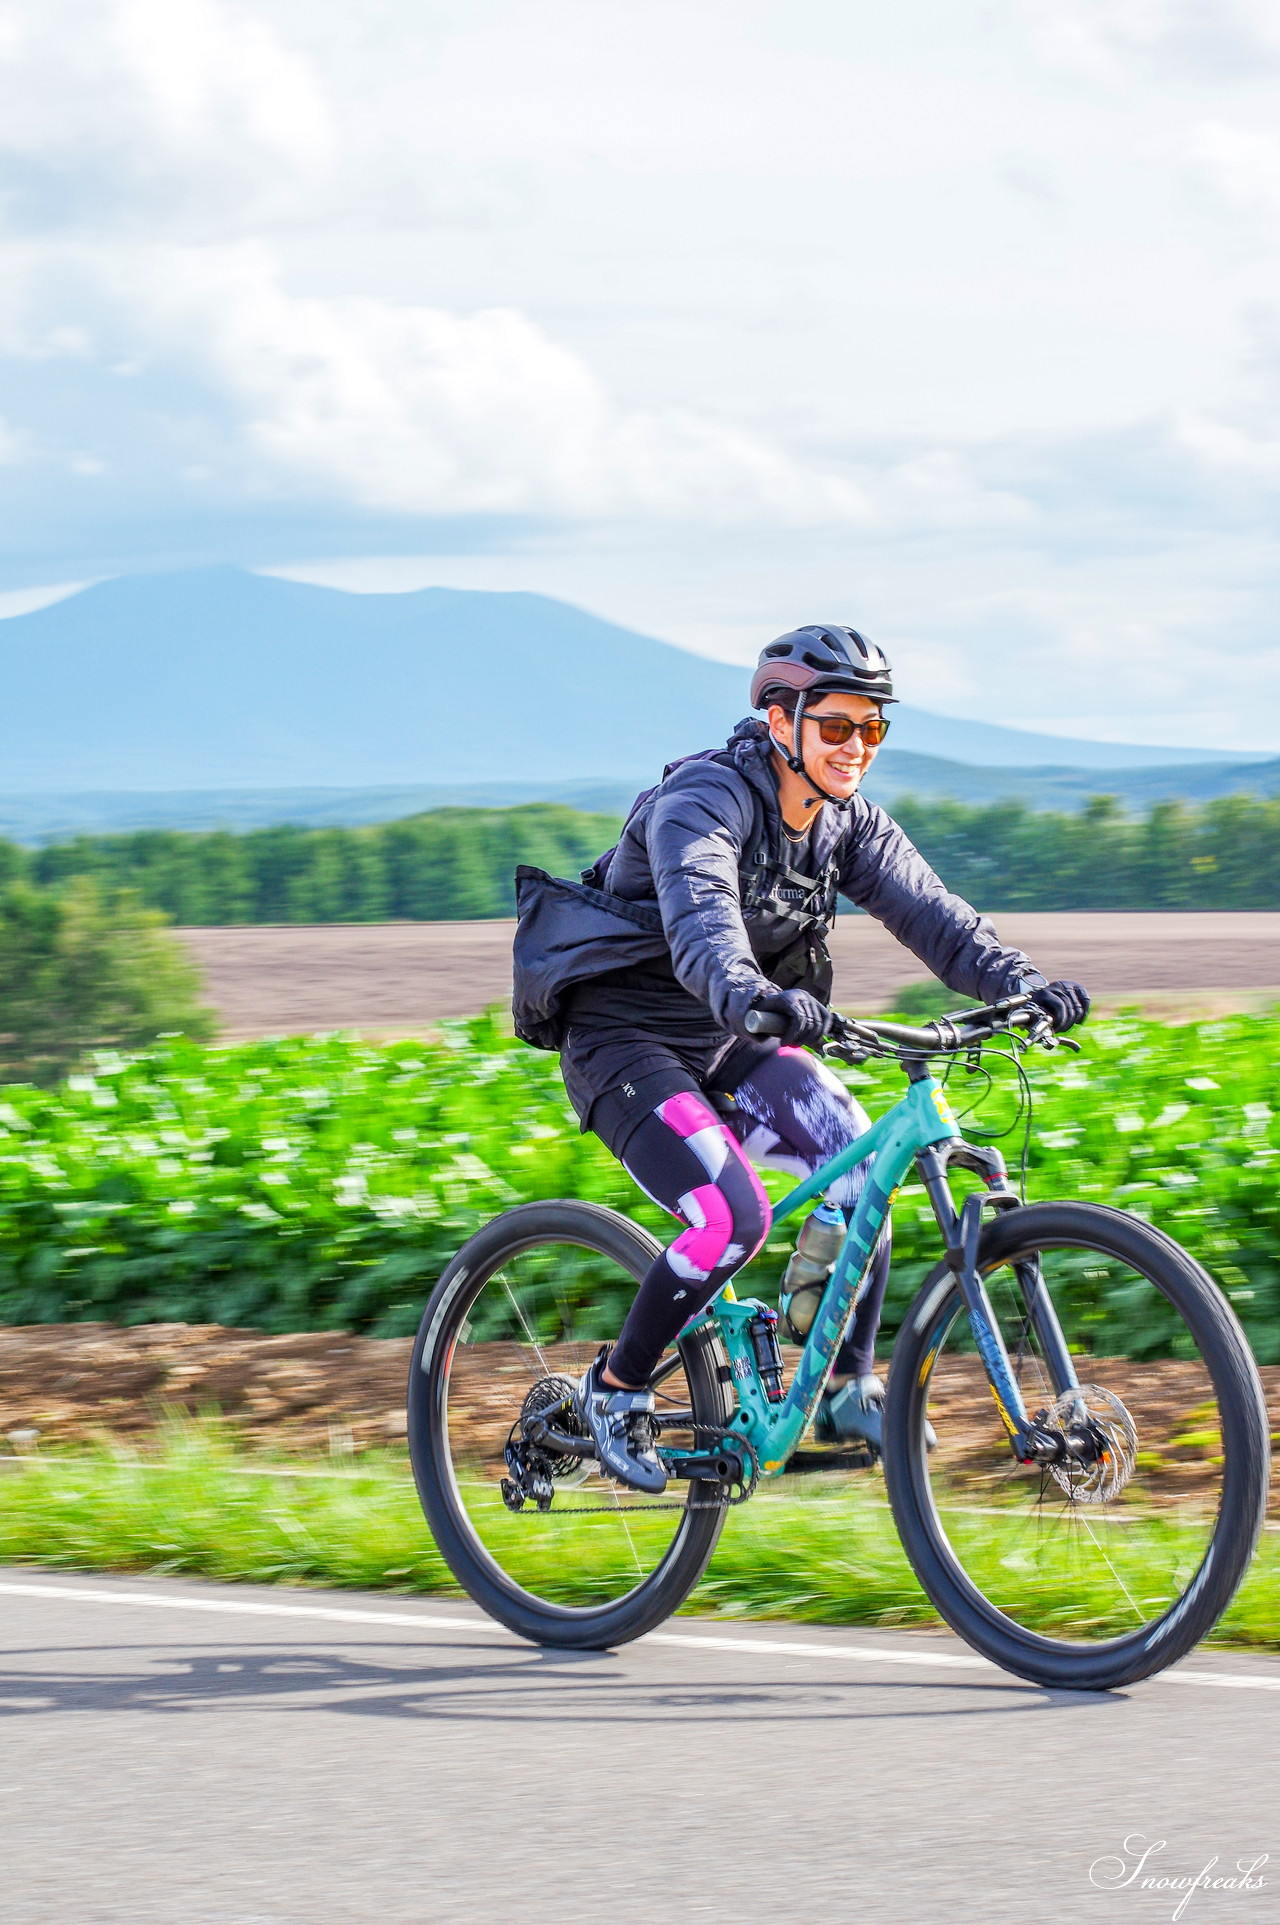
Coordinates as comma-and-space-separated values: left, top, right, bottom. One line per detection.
743, 1008, 787, 1037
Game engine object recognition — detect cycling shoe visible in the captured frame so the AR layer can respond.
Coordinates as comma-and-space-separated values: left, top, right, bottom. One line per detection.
817, 1373, 937, 1452
575, 1351, 668, 1494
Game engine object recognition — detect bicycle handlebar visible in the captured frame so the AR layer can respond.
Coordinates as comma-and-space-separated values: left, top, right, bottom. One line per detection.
744, 993, 1052, 1056
742, 1008, 788, 1037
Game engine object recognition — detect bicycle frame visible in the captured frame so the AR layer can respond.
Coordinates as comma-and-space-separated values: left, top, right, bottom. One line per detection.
678, 1063, 1072, 1476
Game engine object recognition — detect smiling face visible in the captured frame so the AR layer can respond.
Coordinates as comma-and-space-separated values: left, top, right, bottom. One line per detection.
766, 688, 884, 802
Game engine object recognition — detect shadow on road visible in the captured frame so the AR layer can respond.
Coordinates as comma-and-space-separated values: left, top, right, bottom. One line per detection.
0, 1638, 1120, 1724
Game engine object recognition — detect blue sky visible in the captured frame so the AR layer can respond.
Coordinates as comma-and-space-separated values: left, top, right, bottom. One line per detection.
2, 0, 1279, 749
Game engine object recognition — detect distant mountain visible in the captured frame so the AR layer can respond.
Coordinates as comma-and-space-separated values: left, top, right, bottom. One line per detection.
0, 781, 640, 843
863, 751, 1280, 812
880, 715, 1261, 770
0, 567, 1266, 793
6, 750, 1280, 844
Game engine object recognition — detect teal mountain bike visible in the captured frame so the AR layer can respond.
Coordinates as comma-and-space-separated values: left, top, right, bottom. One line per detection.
408, 996, 1270, 1690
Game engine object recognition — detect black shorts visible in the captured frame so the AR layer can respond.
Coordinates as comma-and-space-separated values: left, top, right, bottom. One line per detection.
582, 1037, 779, 1160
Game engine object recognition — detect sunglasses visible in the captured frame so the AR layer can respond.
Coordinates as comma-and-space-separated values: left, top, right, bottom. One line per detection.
801, 711, 890, 748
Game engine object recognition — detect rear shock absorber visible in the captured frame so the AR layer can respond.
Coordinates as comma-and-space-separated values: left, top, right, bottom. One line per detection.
747, 1303, 786, 1403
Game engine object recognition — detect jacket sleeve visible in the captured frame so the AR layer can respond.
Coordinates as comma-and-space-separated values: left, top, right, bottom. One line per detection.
838, 800, 1045, 1003
643, 767, 773, 1030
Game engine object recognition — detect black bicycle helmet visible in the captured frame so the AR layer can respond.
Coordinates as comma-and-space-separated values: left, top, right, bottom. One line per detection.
750, 624, 895, 710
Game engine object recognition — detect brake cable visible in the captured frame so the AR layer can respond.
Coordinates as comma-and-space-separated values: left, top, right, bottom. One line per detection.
832, 1013, 1040, 1203
956, 1041, 1036, 1202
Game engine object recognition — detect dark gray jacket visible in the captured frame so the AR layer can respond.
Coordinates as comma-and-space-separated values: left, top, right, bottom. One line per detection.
512, 719, 1043, 1050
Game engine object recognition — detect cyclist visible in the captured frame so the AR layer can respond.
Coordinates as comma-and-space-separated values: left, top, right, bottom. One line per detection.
513, 625, 1089, 1491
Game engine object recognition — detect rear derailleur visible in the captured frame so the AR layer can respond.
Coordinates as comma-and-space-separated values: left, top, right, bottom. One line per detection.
501, 1373, 587, 1512
501, 1437, 557, 1512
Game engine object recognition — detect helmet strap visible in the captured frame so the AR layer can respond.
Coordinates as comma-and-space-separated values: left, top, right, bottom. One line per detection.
774, 688, 854, 814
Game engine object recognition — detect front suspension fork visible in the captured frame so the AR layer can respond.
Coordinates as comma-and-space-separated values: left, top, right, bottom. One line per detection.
915, 1141, 1080, 1462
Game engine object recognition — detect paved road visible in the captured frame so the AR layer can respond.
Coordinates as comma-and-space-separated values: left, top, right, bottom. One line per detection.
183, 912, 1280, 1036
0, 1571, 1274, 1924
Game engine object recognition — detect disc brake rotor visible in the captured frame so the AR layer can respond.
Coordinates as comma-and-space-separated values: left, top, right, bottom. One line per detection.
1043, 1383, 1138, 1504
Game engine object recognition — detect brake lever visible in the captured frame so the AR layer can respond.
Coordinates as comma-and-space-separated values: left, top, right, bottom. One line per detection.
824, 1038, 874, 1066
1025, 1015, 1059, 1050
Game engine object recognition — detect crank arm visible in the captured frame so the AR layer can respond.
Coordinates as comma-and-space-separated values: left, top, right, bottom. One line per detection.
523, 1418, 597, 1459
662, 1445, 748, 1484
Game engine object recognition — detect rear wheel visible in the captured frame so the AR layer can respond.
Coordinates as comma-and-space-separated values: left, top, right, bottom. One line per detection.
883, 1201, 1270, 1690
408, 1200, 736, 1648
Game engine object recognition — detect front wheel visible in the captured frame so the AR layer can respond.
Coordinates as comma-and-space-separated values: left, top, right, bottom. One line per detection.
883, 1201, 1270, 1690
408, 1200, 736, 1649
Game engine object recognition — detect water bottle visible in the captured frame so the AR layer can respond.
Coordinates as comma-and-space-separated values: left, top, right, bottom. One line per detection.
778, 1202, 845, 1341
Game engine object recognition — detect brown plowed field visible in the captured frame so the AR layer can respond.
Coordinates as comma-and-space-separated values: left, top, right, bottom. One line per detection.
180, 912, 1280, 1038
2, 1324, 1274, 1515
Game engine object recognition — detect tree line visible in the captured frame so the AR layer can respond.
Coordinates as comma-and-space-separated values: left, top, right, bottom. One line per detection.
5, 792, 1280, 925
889, 793, 1280, 912
9, 804, 623, 925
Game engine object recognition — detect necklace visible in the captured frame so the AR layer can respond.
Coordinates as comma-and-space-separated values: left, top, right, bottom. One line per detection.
780, 820, 808, 844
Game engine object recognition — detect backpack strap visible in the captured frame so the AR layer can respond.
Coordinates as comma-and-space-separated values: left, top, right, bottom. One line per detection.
580, 747, 761, 889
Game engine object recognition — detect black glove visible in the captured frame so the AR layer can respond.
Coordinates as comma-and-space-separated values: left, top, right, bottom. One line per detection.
1027, 979, 1090, 1033
750, 987, 829, 1049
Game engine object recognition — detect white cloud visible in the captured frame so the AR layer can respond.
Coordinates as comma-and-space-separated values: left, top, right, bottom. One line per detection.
131, 245, 870, 522
0, 226, 1036, 531
1171, 306, 1280, 482
0, 0, 329, 229
910, 560, 1280, 750
1189, 121, 1280, 216
106, 242, 1024, 531
1176, 412, 1280, 482
1024, 0, 1280, 79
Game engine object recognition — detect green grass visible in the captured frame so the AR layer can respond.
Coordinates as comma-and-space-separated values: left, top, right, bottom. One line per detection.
1, 1424, 1275, 1651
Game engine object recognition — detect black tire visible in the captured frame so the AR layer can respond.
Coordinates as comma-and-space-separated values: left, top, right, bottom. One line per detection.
408, 1200, 736, 1649
883, 1201, 1270, 1690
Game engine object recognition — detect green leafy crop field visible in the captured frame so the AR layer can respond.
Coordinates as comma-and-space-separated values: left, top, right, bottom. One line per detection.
0, 1010, 1277, 1361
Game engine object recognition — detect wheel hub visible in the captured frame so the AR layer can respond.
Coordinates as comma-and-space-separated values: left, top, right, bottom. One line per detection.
518, 1374, 587, 1474
1036, 1384, 1138, 1504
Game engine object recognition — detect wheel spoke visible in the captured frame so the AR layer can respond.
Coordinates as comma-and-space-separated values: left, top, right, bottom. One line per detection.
1070, 1502, 1147, 1625
500, 1275, 554, 1381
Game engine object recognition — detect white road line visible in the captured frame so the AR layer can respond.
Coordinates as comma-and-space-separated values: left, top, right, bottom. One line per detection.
0, 1579, 1276, 1693
0, 1582, 503, 1638
651, 1630, 990, 1670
